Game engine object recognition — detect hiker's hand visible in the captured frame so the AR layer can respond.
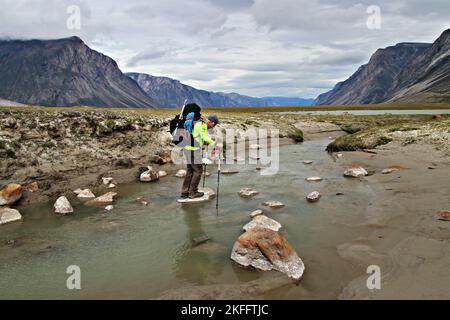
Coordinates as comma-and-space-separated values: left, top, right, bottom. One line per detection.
202, 158, 213, 165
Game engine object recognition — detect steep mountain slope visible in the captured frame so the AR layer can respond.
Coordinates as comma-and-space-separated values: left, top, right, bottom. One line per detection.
0, 37, 158, 108
315, 29, 450, 105
126, 72, 313, 107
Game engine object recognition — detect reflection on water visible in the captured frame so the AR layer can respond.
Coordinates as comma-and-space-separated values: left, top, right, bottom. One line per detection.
0, 139, 376, 299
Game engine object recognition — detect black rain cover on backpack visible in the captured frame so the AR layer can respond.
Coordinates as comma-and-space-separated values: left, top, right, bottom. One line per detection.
170, 103, 202, 145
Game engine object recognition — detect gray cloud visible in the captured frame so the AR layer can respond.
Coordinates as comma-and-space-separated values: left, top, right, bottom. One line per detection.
1, 0, 449, 98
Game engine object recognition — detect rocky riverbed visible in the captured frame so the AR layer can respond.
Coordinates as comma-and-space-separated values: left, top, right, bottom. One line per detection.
1, 107, 449, 299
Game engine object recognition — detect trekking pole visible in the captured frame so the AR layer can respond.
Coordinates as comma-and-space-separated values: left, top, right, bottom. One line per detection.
216, 152, 221, 210
202, 164, 207, 188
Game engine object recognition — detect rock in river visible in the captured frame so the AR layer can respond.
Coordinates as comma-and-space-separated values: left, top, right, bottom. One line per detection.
140, 168, 159, 182
87, 192, 118, 205
77, 189, 95, 199
302, 160, 313, 165
175, 169, 187, 178
344, 166, 368, 178
0, 207, 23, 225
0, 183, 23, 206
243, 215, 282, 232
239, 188, 259, 198
158, 170, 168, 178
262, 201, 285, 209
250, 209, 264, 218
306, 191, 321, 203
306, 177, 322, 182
54, 196, 74, 215
381, 166, 403, 174
230, 228, 305, 281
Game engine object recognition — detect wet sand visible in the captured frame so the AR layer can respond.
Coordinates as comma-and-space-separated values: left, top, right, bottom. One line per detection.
334, 142, 450, 299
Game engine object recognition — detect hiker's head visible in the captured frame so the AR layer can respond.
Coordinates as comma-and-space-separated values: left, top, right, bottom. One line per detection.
206, 115, 219, 128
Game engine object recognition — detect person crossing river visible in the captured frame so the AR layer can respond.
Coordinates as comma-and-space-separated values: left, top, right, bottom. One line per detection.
181, 113, 220, 199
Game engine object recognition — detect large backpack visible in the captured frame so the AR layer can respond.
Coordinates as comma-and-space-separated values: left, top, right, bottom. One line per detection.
170, 103, 202, 145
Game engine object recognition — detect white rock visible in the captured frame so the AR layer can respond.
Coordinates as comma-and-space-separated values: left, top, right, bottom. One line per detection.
381, 167, 400, 174
77, 189, 95, 199
239, 187, 259, 198
0, 207, 23, 225
54, 196, 74, 215
140, 169, 159, 182
306, 177, 323, 182
222, 169, 239, 175
108, 183, 117, 189
262, 201, 285, 209
73, 188, 83, 195
175, 169, 187, 178
243, 215, 282, 232
344, 166, 368, 178
87, 192, 118, 205
105, 205, 114, 211
102, 177, 115, 185
306, 191, 321, 203
250, 209, 264, 218
303, 160, 313, 164
158, 170, 168, 177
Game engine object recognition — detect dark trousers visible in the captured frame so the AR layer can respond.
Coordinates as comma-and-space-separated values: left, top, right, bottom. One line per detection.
182, 149, 203, 195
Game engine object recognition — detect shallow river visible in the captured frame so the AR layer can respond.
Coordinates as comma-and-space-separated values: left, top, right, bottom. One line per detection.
0, 138, 377, 299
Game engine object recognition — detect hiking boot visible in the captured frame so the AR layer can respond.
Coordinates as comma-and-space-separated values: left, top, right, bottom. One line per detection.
180, 193, 189, 199
189, 191, 204, 199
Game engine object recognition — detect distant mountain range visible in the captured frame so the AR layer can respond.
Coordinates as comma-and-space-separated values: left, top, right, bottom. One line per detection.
315, 29, 450, 105
1, 29, 448, 108
0, 36, 312, 108
0, 37, 158, 108
126, 72, 314, 107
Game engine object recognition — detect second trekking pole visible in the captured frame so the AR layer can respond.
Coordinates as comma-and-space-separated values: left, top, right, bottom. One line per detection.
216, 153, 221, 210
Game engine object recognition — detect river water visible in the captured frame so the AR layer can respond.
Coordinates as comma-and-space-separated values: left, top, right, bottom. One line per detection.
0, 138, 377, 299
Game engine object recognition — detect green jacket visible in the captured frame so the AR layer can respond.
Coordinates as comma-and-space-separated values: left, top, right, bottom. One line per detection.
185, 121, 215, 151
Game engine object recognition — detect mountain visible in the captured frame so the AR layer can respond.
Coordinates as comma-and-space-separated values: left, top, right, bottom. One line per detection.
126, 72, 314, 107
0, 37, 158, 108
315, 29, 450, 105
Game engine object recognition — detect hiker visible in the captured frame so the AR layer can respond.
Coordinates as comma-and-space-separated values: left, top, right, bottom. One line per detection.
181, 114, 220, 199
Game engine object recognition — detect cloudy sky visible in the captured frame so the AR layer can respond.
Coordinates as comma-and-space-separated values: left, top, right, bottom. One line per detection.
1, 0, 449, 98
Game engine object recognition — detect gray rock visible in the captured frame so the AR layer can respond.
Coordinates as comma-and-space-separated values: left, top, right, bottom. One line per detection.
54, 196, 74, 215
140, 168, 159, 182
344, 166, 368, 178
0, 207, 23, 225
306, 191, 321, 203
262, 201, 285, 209
243, 215, 282, 232
249, 209, 264, 218
77, 189, 95, 199
86, 192, 118, 205
239, 187, 259, 198
175, 169, 187, 178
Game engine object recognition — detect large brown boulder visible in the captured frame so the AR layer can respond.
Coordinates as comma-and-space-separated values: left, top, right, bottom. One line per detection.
0, 184, 23, 206
231, 228, 305, 281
